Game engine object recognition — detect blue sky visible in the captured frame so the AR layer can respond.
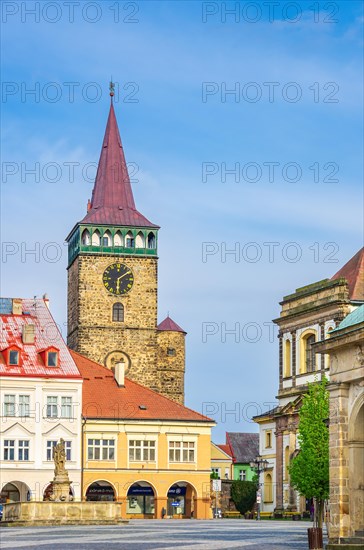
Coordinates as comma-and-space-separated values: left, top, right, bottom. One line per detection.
1, 0, 363, 441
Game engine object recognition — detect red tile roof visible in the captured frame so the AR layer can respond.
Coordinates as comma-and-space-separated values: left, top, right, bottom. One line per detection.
71, 350, 213, 423
157, 316, 186, 334
80, 101, 158, 228
331, 247, 364, 301
217, 444, 233, 457
0, 299, 81, 379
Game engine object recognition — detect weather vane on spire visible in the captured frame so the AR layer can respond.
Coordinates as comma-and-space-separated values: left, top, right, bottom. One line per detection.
109, 78, 115, 99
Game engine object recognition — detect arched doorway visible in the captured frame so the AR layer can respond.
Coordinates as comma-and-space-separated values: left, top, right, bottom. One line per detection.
349, 400, 364, 535
0, 481, 31, 503
85, 481, 116, 502
127, 482, 155, 517
167, 482, 197, 518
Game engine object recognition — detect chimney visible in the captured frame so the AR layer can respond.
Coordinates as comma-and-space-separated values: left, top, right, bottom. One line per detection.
114, 361, 125, 387
22, 324, 35, 344
43, 293, 50, 309
12, 298, 22, 315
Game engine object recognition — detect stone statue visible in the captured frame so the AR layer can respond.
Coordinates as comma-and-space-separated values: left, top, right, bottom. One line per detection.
49, 438, 73, 502
53, 438, 67, 477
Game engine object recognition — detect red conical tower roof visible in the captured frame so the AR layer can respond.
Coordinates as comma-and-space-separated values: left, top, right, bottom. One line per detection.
81, 100, 158, 228
157, 315, 186, 334
331, 247, 364, 301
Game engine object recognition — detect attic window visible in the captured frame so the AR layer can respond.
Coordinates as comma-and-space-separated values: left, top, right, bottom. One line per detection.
167, 348, 176, 357
47, 351, 58, 367
9, 350, 19, 365
139, 405, 147, 410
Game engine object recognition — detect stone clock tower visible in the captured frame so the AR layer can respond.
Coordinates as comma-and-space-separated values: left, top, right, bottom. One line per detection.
66, 90, 185, 404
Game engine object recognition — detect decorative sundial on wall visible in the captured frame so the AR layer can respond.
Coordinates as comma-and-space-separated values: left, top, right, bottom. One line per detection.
104, 350, 130, 374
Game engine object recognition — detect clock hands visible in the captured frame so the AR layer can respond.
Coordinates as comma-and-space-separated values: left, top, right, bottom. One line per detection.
117, 270, 132, 281
116, 270, 132, 294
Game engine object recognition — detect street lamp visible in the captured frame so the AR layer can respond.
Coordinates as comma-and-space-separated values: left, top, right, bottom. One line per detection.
250, 455, 269, 520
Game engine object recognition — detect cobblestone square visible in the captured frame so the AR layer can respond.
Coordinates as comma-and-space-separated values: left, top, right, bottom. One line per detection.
0, 519, 325, 549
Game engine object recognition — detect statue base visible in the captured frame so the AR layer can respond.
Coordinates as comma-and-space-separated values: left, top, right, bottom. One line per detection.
49, 479, 73, 502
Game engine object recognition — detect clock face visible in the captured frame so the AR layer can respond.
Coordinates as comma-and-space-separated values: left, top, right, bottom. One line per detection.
103, 263, 134, 295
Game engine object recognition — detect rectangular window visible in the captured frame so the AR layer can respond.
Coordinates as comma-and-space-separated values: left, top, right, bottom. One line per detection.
102, 237, 109, 247
18, 440, 29, 461
126, 238, 134, 248
88, 439, 115, 460
4, 394, 16, 417
239, 470, 247, 481
4, 440, 15, 461
47, 352, 58, 367
9, 350, 19, 365
61, 397, 72, 418
265, 431, 272, 448
46, 440, 57, 461
19, 395, 30, 417
225, 468, 229, 479
169, 441, 195, 463
211, 467, 220, 478
46, 396, 58, 418
65, 440, 72, 461
129, 440, 156, 461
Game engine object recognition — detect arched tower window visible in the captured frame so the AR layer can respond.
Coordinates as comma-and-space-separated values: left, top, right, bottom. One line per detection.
264, 473, 273, 503
112, 303, 124, 322
284, 339, 291, 378
125, 231, 134, 248
305, 334, 316, 373
135, 231, 145, 249
81, 229, 91, 245
114, 231, 123, 247
91, 229, 100, 246
299, 331, 317, 374
147, 232, 156, 249
102, 230, 112, 247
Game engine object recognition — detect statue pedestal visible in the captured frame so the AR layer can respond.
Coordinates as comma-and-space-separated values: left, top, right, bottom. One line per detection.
49, 473, 72, 502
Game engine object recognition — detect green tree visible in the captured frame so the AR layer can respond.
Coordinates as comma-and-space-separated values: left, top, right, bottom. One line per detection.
289, 378, 329, 528
230, 480, 258, 515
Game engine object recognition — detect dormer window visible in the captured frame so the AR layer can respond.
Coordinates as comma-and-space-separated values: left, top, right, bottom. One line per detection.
1, 345, 22, 367
39, 346, 59, 367
9, 350, 19, 365
47, 351, 58, 367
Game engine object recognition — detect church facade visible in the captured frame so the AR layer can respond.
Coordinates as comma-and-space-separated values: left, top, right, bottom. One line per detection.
66, 97, 185, 404
254, 248, 364, 515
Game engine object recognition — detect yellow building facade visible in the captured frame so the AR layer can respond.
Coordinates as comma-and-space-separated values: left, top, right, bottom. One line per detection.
73, 350, 214, 520
211, 442, 233, 480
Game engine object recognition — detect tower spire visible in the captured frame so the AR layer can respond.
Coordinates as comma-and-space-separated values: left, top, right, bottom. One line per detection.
80, 86, 158, 228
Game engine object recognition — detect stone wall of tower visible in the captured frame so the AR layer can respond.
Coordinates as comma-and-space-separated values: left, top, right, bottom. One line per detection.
157, 330, 185, 405
67, 253, 161, 392
67, 256, 80, 351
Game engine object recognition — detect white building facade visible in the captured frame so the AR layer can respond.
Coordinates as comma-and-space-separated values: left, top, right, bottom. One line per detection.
0, 298, 83, 502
